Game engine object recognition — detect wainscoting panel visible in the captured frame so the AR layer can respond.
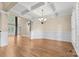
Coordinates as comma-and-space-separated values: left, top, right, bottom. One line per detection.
31, 31, 71, 42
0, 32, 8, 47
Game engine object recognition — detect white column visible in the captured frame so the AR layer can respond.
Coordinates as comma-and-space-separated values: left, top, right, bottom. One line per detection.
71, 2, 79, 56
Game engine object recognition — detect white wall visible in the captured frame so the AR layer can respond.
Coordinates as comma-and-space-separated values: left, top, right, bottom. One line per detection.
0, 11, 8, 47
31, 15, 71, 42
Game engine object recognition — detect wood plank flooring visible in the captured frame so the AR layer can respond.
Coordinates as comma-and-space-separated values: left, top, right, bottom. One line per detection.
0, 36, 77, 57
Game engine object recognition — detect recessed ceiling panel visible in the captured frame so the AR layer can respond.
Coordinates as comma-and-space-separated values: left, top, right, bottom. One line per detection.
21, 9, 30, 15
18, 2, 37, 10
31, 2, 45, 10
10, 3, 26, 13
32, 5, 53, 17
23, 11, 39, 19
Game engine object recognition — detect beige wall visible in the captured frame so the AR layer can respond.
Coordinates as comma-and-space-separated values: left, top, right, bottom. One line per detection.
1, 13, 8, 32
32, 15, 71, 32
31, 15, 71, 42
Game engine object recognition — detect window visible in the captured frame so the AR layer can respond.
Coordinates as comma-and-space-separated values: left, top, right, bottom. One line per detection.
8, 15, 15, 36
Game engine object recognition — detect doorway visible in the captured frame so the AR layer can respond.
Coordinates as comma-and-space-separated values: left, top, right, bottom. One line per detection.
8, 15, 18, 45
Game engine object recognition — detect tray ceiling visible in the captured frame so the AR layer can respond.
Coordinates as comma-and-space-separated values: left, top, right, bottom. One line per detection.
1, 2, 75, 20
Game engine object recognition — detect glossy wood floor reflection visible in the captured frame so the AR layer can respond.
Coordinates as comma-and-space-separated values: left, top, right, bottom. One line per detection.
0, 36, 77, 57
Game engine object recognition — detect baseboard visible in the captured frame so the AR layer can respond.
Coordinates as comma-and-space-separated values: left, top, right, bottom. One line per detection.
31, 37, 71, 43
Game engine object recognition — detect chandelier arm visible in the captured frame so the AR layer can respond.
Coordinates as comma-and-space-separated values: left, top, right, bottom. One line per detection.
42, 9, 43, 18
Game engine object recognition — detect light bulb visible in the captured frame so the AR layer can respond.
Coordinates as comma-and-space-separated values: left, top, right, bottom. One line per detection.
41, 18, 43, 20
38, 18, 42, 21
44, 18, 47, 21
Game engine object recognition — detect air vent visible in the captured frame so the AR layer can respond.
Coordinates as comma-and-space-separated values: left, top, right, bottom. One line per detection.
31, 2, 45, 10
21, 9, 29, 15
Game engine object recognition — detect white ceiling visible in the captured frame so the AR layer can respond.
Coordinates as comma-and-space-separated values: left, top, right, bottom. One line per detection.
8, 2, 75, 20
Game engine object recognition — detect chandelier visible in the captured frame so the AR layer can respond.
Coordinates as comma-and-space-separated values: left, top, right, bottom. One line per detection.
38, 9, 47, 24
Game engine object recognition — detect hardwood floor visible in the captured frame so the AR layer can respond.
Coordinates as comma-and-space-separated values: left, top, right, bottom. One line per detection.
0, 36, 77, 57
